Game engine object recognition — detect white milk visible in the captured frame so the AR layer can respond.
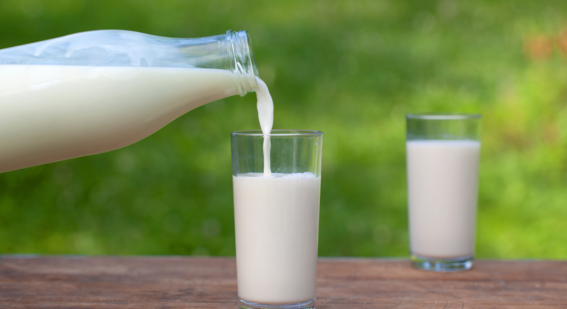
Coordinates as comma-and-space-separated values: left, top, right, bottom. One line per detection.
407, 140, 480, 259
254, 79, 274, 176
233, 172, 321, 305
0, 65, 272, 173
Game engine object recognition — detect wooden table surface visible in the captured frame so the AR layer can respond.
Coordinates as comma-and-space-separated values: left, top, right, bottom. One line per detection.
0, 257, 565, 308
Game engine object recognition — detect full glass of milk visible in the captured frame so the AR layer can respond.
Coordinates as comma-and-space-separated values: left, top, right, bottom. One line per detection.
406, 114, 481, 272
231, 130, 323, 309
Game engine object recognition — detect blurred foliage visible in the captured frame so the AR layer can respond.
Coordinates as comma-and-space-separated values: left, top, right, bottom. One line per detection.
0, 0, 566, 258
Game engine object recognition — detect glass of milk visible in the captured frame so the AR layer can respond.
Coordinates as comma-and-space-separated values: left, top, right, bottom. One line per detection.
231, 130, 323, 309
406, 114, 481, 272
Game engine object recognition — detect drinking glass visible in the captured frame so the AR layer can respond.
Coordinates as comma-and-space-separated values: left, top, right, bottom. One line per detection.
406, 114, 481, 272
231, 130, 323, 309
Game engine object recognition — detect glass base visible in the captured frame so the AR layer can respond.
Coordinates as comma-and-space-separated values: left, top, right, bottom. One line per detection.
411, 254, 473, 272
238, 298, 315, 309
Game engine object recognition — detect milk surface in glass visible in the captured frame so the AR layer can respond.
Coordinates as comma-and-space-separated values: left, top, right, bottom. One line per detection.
233, 172, 321, 305
407, 140, 480, 258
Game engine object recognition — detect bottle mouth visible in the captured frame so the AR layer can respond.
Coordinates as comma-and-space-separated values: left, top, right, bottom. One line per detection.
226, 30, 259, 96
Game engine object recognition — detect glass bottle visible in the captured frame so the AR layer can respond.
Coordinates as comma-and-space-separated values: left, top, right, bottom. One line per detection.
0, 30, 259, 173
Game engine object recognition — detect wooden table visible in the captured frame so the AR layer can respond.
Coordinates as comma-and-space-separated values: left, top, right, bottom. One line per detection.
0, 257, 565, 308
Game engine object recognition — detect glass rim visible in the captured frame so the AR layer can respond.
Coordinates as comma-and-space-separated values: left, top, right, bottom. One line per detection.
406, 114, 482, 120
231, 129, 323, 137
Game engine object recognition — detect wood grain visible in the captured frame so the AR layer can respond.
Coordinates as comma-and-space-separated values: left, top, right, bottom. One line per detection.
0, 257, 565, 308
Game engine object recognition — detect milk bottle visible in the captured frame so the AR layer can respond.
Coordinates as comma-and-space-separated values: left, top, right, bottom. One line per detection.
0, 30, 264, 173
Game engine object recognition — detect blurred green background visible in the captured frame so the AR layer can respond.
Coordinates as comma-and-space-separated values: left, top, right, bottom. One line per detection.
0, 0, 566, 258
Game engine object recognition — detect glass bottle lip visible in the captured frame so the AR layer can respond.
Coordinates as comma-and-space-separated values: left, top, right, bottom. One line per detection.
406, 113, 482, 120
231, 129, 323, 137
240, 30, 259, 79
226, 30, 259, 96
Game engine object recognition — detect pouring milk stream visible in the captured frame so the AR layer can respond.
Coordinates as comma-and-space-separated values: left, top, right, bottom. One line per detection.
255, 79, 274, 176
0, 30, 273, 173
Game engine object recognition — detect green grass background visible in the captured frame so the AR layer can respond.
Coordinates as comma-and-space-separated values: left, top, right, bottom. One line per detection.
0, 0, 566, 258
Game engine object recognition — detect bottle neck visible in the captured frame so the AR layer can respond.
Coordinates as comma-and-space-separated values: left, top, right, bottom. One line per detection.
224, 30, 259, 97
